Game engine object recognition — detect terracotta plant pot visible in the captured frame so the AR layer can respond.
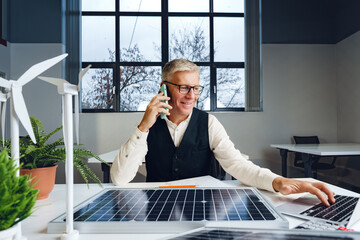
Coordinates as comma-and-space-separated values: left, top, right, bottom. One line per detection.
20, 165, 58, 200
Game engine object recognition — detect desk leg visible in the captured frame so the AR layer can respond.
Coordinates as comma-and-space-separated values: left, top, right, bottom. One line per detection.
302, 153, 313, 178
280, 149, 288, 177
101, 162, 111, 183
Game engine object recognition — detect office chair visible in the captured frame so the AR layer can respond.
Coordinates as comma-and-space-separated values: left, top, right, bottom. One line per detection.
210, 153, 250, 180
211, 156, 226, 180
293, 136, 337, 178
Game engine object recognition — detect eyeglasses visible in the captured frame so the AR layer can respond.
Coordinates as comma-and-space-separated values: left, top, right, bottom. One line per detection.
163, 81, 204, 95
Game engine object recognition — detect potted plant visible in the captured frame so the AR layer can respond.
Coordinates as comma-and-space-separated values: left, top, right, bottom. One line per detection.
1, 116, 108, 200
0, 150, 38, 239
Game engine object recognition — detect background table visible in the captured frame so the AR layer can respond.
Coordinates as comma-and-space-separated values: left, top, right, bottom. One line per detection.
21, 178, 360, 239
88, 150, 146, 183
270, 143, 360, 177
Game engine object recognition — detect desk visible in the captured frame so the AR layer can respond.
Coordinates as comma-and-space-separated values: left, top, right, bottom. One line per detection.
270, 143, 360, 177
21, 178, 360, 239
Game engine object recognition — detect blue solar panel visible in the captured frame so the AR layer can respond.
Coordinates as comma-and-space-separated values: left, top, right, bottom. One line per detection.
48, 187, 288, 234
167, 227, 360, 240
72, 188, 277, 222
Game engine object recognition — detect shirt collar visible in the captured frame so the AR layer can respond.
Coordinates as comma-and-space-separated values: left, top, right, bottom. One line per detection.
164, 110, 193, 128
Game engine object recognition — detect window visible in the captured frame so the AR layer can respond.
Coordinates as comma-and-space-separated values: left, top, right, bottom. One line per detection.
80, 0, 260, 112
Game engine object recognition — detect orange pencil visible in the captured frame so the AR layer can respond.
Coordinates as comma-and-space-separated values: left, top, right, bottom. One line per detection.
158, 185, 196, 188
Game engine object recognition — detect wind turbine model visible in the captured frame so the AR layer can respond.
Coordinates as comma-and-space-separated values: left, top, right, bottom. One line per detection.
38, 64, 91, 240
0, 53, 68, 240
0, 92, 9, 146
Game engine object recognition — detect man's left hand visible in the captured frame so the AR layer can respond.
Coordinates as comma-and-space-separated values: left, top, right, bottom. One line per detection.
272, 177, 336, 206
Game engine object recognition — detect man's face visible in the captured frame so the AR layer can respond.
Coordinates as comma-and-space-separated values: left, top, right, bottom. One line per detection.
167, 71, 199, 120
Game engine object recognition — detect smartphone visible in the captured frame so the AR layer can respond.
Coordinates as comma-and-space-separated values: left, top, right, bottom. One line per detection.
159, 84, 168, 119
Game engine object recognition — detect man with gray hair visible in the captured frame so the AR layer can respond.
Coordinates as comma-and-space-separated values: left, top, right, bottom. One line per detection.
111, 59, 335, 206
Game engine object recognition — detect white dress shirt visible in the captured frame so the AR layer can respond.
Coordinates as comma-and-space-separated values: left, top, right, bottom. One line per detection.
110, 113, 280, 192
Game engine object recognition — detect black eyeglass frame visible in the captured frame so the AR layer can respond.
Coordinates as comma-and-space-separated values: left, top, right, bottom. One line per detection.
163, 81, 204, 95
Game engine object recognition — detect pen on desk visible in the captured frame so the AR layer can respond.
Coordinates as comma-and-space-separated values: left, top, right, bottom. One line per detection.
158, 185, 196, 188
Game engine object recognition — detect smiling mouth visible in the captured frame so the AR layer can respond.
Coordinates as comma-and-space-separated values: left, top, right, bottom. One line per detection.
181, 101, 193, 107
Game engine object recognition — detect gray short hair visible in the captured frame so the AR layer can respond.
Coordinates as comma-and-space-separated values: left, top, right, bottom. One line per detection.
162, 59, 200, 82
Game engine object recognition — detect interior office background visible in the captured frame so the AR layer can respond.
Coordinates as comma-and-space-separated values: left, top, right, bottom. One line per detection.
0, 0, 359, 191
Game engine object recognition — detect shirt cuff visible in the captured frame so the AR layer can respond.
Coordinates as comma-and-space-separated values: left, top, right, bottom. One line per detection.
262, 171, 281, 192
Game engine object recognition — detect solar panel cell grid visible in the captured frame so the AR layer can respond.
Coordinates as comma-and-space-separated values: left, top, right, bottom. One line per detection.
169, 229, 356, 240
48, 187, 290, 234
71, 188, 277, 223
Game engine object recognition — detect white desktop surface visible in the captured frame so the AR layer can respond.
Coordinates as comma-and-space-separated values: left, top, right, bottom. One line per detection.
270, 143, 360, 156
88, 150, 120, 163
22, 177, 360, 240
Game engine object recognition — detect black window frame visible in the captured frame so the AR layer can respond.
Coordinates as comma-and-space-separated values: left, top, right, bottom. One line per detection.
0, 0, 7, 46
80, 0, 251, 113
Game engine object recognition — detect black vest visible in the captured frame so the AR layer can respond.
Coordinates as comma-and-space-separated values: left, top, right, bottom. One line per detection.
145, 108, 214, 182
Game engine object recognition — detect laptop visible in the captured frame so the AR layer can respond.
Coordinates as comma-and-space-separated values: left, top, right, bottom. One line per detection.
277, 194, 360, 229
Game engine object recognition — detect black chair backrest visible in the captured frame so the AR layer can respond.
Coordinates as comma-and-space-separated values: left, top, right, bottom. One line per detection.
210, 155, 226, 180
293, 136, 320, 167
293, 136, 320, 144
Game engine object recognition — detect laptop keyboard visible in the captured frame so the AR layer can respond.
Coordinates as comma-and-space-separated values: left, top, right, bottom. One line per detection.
300, 195, 359, 223
295, 220, 341, 231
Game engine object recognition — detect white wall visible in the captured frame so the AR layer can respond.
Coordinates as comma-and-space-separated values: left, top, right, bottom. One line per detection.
337, 31, 360, 143
334, 31, 360, 189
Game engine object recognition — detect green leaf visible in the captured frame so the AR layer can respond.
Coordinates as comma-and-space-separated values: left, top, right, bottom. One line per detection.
0, 150, 38, 230
2, 116, 105, 195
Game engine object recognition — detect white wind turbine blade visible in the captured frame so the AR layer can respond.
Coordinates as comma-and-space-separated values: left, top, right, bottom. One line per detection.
73, 64, 91, 144
17, 53, 68, 86
74, 94, 79, 144
38, 76, 69, 86
0, 94, 7, 146
0, 77, 11, 89
0, 93, 7, 102
11, 87, 36, 144
1, 102, 6, 146
78, 64, 91, 89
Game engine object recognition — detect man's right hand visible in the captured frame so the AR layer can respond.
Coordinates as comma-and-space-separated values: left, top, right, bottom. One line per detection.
138, 92, 172, 132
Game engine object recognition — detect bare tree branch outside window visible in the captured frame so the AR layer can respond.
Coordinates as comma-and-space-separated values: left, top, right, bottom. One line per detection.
82, 25, 244, 111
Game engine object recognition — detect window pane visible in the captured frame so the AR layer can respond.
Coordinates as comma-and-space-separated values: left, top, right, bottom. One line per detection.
169, 17, 210, 62
119, 66, 162, 111
120, 17, 161, 62
214, 17, 244, 62
81, 68, 114, 109
82, 0, 115, 11
214, 0, 244, 13
216, 68, 245, 108
197, 67, 210, 111
169, 0, 209, 12
82, 16, 115, 62
120, 0, 161, 12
